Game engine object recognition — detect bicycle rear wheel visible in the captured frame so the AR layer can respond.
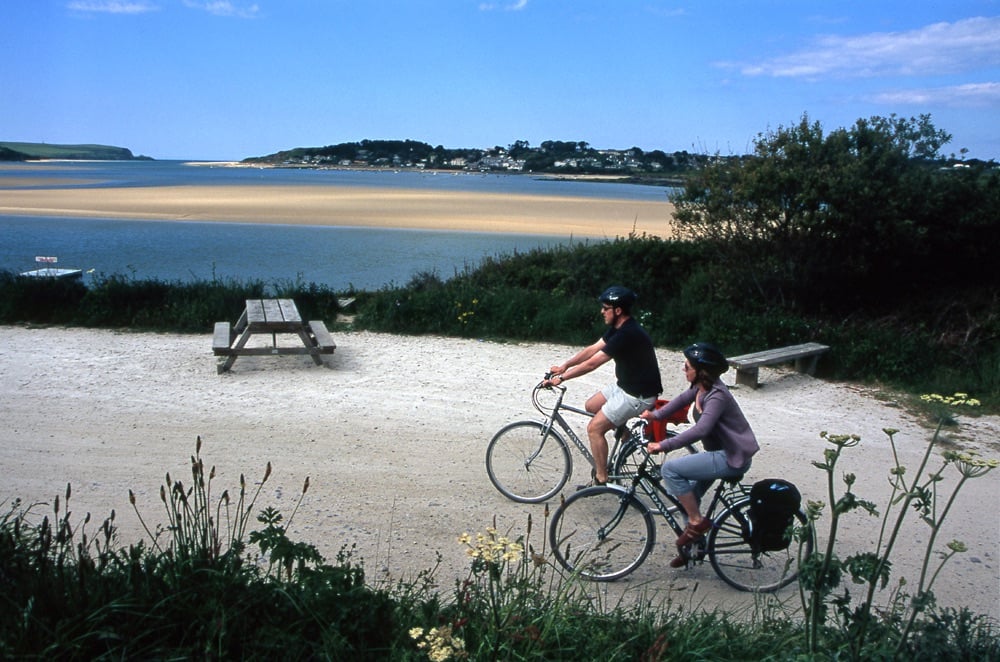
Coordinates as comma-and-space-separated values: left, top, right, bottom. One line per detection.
707, 498, 813, 592
549, 486, 655, 581
486, 421, 572, 503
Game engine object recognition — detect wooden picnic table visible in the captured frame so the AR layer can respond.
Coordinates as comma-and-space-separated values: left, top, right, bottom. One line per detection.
212, 298, 335, 373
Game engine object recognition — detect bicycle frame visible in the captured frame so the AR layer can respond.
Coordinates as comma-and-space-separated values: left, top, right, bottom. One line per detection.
619, 451, 750, 538
532, 383, 637, 474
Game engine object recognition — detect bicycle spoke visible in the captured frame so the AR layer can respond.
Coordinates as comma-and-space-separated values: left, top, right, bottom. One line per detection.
708, 500, 813, 592
486, 421, 571, 503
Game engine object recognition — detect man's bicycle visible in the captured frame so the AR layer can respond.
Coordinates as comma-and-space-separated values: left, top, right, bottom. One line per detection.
548, 441, 815, 592
485, 379, 687, 503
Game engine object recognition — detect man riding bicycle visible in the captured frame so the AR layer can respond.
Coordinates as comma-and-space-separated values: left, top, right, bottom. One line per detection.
543, 286, 662, 485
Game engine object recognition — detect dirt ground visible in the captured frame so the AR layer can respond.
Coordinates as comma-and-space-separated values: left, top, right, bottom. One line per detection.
1, 326, 997, 619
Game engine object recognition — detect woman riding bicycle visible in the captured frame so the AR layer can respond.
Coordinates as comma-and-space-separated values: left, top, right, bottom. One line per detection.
640, 342, 759, 568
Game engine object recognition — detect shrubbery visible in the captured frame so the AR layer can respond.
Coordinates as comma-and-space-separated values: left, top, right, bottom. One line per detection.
1, 230, 997, 407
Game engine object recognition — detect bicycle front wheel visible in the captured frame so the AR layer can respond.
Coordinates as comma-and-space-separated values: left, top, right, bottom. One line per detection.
486, 421, 572, 503
707, 498, 814, 592
549, 486, 655, 581
609, 429, 671, 482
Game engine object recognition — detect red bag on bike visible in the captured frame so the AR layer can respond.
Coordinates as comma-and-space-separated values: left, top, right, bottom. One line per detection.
645, 399, 690, 442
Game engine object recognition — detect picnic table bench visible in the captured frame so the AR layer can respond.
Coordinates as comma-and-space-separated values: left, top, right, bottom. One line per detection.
213, 298, 335, 373
728, 342, 829, 388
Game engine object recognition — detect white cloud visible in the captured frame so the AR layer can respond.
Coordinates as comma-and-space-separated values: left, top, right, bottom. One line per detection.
67, 1, 158, 13
479, 0, 528, 11
742, 16, 1000, 79
183, 1, 260, 18
872, 81, 1000, 108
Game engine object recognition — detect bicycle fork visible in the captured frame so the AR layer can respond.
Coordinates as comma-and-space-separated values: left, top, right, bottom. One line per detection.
522, 419, 556, 470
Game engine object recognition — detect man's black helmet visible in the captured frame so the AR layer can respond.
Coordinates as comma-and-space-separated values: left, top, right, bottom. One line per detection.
598, 286, 637, 312
684, 342, 729, 373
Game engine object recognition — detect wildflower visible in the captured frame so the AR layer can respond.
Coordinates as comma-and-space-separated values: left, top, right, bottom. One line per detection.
943, 449, 999, 478
459, 526, 524, 566
921, 392, 982, 408
823, 432, 861, 448
946, 540, 968, 553
411, 624, 467, 661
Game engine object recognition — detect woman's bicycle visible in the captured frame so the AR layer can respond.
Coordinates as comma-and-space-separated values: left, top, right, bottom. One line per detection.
485, 378, 687, 504
548, 439, 815, 592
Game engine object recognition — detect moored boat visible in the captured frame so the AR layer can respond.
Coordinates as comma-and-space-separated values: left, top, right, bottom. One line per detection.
19, 256, 83, 280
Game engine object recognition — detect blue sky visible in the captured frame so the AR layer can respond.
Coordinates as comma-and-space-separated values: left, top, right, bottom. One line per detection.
3, 1, 999, 161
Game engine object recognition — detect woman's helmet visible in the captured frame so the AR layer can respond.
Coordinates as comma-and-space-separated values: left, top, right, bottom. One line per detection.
598, 286, 637, 312
684, 342, 729, 373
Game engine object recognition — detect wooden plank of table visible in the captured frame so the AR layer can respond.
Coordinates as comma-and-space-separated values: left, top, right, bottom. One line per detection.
245, 298, 301, 332
261, 298, 283, 322
245, 299, 266, 324
276, 298, 302, 323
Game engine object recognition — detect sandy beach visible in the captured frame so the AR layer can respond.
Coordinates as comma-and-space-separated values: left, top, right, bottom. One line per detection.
1, 326, 997, 618
0, 166, 675, 238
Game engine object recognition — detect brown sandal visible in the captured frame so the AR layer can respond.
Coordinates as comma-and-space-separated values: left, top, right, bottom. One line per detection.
675, 519, 712, 547
670, 549, 688, 568
576, 468, 608, 491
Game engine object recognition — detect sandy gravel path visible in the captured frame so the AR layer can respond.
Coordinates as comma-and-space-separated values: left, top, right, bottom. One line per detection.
1, 327, 996, 618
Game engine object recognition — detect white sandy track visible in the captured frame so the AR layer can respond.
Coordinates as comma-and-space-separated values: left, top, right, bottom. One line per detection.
1, 326, 996, 618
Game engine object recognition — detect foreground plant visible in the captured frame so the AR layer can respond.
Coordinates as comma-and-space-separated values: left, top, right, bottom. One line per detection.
129, 435, 314, 579
799, 392, 998, 659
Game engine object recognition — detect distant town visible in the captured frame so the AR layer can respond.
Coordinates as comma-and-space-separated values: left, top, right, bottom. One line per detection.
242, 139, 711, 181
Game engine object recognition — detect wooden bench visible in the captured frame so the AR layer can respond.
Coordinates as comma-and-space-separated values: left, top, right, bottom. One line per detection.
307, 320, 337, 353
212, 322, 234, 356
728, 342, 829, 388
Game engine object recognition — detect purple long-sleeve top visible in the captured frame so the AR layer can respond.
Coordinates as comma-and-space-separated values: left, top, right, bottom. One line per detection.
650, 379, 759, 469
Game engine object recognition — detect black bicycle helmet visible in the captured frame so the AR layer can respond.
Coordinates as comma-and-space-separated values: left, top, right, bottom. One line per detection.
598, 286, 637, 312
684, 342, 729, 373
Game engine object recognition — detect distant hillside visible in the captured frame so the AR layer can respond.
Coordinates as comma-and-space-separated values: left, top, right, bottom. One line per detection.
0, 142, 151, 161
0, 146, 29, 161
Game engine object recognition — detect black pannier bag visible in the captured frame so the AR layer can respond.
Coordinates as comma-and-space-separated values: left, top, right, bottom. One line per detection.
748, 479, 802, 552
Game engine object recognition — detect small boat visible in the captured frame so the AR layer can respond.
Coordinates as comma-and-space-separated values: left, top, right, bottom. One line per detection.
19, 256, 84, 280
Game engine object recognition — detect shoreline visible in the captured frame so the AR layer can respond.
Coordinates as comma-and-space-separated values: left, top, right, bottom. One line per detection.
0, 165, 677, 239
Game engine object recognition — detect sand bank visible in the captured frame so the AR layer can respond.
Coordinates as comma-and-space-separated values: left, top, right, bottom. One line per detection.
1, 326, 996, 616
0, 183, 676, 238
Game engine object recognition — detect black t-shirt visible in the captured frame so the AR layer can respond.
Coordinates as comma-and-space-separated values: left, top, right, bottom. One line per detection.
601, 317, 663, 398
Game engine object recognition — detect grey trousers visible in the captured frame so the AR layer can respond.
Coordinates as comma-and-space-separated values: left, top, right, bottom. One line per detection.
661, 449, 750, 497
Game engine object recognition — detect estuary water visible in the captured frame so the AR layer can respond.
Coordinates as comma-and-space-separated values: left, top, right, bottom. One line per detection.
0, 161, 669, 290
